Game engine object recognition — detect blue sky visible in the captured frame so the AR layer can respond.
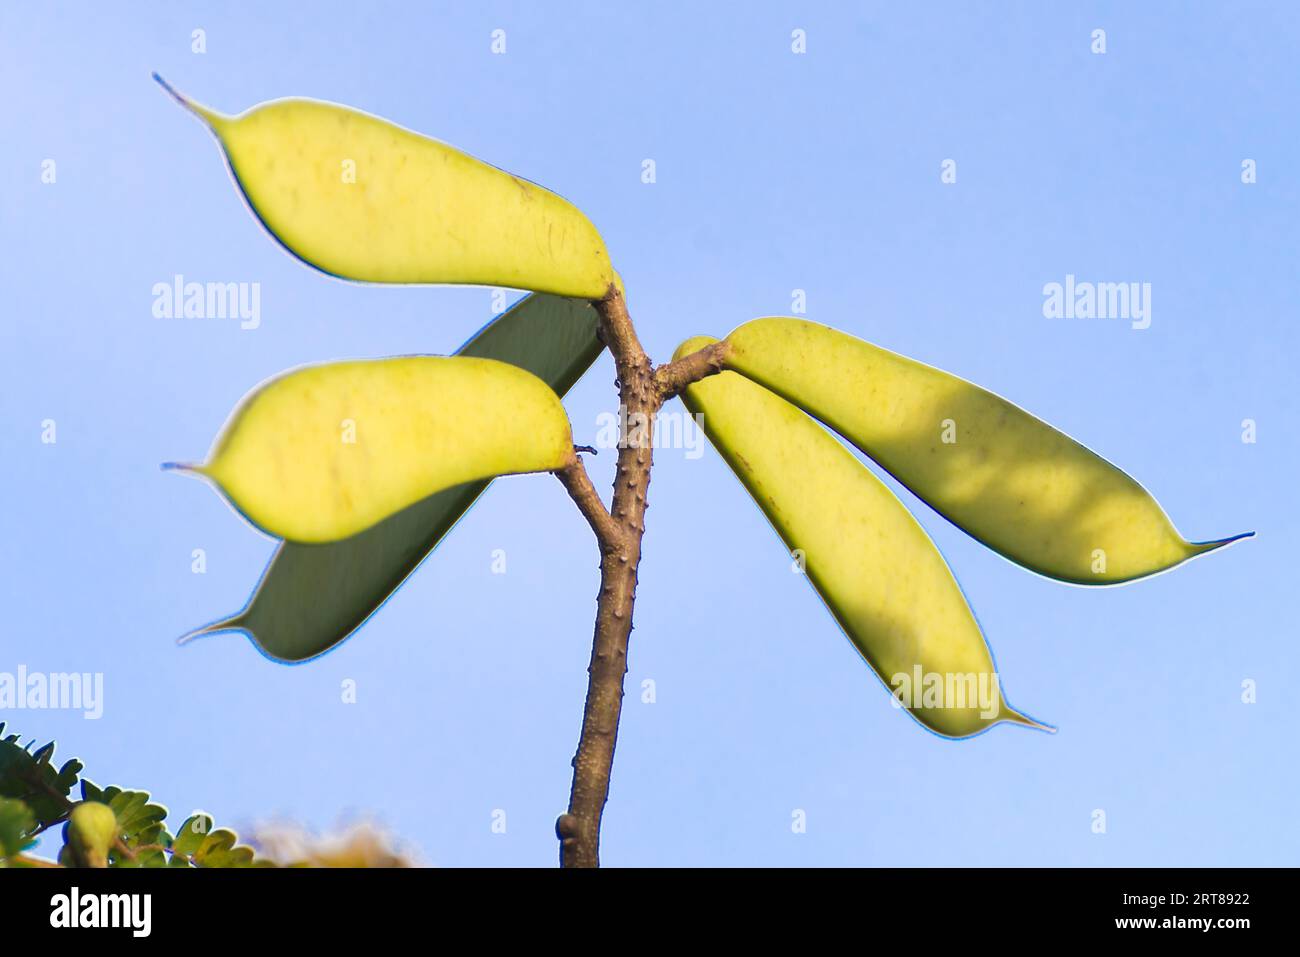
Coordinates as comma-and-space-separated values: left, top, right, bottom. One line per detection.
1, 1, 1295, 865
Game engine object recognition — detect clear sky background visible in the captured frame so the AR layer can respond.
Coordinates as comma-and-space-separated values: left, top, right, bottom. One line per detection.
2, 2, 1295, 866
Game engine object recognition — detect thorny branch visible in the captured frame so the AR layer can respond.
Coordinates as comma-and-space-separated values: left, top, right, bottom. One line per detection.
653, 339, 731, 401
552, 286, 724, 867
554, 455, 620, 545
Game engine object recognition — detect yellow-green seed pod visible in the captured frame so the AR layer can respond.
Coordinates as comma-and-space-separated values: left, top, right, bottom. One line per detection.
155, 75, 616, 298
675, 336, 1047, 738
169, 356, 575, 543
721, 318, 1249, 584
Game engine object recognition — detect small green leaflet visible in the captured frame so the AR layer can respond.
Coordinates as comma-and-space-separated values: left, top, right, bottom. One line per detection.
0, 798, 36, 859
0, 723, 82, 832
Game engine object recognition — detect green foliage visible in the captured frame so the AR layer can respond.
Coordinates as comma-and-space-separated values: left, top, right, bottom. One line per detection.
0, 797, 36, 860
170, 813, 213, 861
186, 826, 257, 868
0, 722, 82, 833
0, 724, 255, 868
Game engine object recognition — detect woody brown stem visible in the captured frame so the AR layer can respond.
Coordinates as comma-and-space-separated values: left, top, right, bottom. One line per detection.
554, 288, 728, 867
554, 285, 656, 868
653, 339, 731, 401
554, 455, 619, 543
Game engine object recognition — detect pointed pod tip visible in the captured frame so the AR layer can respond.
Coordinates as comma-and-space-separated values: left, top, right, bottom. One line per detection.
160, 460, 203, 474
1003, 709, 1056, 734
176, 617, 241, 647
151, 72, 187, 106
1193, 530, 1255, 555
151, 73, 227, 129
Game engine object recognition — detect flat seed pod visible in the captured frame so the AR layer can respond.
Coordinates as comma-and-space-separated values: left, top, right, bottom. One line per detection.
173, 356, 574, 543
155, 75, 615, 298
722, 318, 1249, 584
675, 336, 1044, 738
183, 294, 603, 662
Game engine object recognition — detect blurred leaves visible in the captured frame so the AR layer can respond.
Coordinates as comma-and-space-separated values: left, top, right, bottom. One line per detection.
250, 821, 414, 868
1, 725, 409, 868
0, 725, 257, 868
